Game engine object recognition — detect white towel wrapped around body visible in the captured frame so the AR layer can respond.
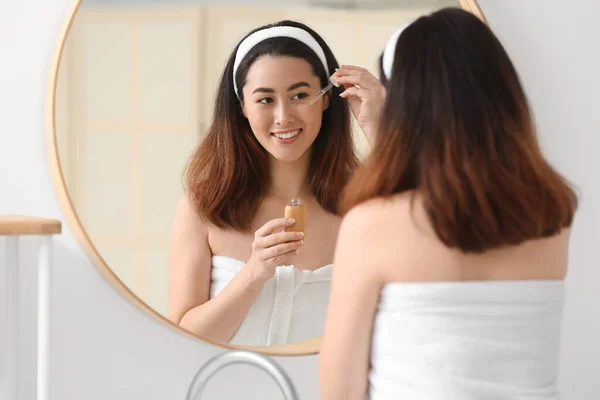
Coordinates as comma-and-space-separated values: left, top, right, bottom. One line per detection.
369, 280, 564, 400
209, 255, 332, 346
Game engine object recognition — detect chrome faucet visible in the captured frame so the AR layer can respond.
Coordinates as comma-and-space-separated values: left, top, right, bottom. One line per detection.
186, 350, 300, 400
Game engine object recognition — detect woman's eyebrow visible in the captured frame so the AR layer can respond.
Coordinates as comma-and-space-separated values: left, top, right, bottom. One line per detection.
287, 82, 311, 91
251, 81, 311, 94
252, 87, 274, 94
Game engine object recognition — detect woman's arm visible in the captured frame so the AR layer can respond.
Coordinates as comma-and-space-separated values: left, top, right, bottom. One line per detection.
319, 205, 383, 400
168, 195, 262, 342
168, 195, 302, 343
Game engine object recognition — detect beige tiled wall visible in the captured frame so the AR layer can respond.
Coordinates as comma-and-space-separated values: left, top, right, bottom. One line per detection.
56, 4, 436, 317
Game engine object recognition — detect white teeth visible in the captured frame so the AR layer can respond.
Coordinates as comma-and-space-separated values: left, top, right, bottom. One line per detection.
273, 129, 301, 139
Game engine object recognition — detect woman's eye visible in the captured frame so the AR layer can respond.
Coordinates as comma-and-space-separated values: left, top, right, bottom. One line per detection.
292, 92, 309, 100
258, 97, 274, 104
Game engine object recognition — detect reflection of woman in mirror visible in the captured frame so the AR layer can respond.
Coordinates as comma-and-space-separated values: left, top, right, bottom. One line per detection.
168, 21, 358, 346
320, 8, 578, 400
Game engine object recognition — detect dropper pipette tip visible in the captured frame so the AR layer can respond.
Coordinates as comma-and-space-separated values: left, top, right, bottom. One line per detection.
308, 78, 338, 106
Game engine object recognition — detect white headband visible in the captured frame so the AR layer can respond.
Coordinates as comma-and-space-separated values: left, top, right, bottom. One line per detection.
232, 26, 330, 98
382, 20, 414, 80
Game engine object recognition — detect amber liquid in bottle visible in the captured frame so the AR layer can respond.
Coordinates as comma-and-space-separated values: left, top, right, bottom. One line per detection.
284, 199, 306, 239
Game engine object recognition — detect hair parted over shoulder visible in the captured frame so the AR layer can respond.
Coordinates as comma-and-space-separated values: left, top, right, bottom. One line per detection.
184, 20, 357, 231
343, 7, 578, 253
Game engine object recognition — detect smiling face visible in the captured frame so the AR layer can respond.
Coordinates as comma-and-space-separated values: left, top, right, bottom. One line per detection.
241, 55, 330, 163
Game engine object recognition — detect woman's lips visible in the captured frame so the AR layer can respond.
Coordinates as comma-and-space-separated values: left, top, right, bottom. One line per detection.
271, 128, 302, 143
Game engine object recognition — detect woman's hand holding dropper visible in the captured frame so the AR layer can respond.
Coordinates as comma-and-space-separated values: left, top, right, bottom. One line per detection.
332, 65, 386, 146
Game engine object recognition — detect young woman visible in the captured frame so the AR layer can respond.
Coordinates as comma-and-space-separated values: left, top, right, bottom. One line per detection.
320, 8, 578, 400
168, 20, 359, 346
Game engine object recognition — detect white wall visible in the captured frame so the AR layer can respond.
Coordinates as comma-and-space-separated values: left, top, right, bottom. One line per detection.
0, 0, 598, 399
478, 1, 600, 399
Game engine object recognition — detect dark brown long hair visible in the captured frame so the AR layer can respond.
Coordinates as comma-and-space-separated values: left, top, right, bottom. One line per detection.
185, 20, 357, 231
343, 8, 578, 253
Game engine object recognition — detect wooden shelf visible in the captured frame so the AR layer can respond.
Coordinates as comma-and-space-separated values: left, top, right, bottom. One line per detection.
0, 215, 62, 235
243, 337, 321, 356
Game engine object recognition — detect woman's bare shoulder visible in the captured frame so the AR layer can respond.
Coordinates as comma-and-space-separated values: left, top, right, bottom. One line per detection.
172, 193, 210, 240
342, 192, 425, 239
336, 193, 420, 266
337, 192, 449, 281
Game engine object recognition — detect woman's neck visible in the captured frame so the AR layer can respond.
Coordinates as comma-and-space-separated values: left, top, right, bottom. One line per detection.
268, 151, 312, 203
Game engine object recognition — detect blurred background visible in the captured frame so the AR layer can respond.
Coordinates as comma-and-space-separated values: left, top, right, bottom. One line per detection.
54, 0, 457, 316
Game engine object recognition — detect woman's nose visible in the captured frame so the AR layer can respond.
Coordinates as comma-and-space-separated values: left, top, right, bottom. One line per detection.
274, 102, 294, 126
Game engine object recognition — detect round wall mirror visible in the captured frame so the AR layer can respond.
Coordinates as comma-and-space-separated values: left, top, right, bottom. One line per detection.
46, 0, 486, 355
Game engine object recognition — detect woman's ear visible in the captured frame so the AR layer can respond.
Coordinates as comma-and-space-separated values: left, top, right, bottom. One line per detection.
241, 101, 248, 118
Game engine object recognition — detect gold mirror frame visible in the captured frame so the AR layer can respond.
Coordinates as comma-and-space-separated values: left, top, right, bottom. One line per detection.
45, 0, 487, 356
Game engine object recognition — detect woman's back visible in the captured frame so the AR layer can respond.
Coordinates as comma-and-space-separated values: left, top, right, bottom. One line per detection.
375, 192, 570, 285
367, 193, 570, 399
